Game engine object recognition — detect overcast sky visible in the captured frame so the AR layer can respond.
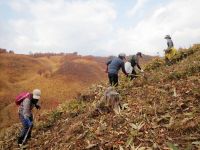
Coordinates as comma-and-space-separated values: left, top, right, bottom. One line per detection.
0, 0, 200, 56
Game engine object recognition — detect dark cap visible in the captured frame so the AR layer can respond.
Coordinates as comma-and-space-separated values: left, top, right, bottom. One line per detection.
118, 53, 126, 60
136, 52, 142, 57
164, 35, 171, 39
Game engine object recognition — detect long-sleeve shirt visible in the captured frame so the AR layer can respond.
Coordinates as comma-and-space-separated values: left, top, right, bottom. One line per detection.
129, 55, 141, 70
167, 39, 174, 49
107, 57, 127, 75
18, 98, 34, 118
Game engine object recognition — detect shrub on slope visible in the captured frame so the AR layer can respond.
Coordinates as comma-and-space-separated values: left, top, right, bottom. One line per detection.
0, 45, 199, 150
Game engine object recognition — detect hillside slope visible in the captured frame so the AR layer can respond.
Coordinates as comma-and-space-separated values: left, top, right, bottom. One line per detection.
0, 45, 199, 150
0, 53, 107, 130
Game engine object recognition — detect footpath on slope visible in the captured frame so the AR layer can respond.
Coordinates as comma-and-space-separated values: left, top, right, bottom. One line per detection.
0, 45, 200, 150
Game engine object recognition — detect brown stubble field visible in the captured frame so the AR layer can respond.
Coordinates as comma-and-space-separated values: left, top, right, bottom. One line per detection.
0, 53, 107, 130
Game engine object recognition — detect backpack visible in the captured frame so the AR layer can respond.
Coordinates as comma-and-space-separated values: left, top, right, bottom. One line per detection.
15, 92, 30, 105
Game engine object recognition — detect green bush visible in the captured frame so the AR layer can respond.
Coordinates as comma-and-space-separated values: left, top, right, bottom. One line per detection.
186, 65, 200, 76
168, 64, 200, 80
50, 110, 62, 121
145, 58, 165, 71
168, 71, 186, 80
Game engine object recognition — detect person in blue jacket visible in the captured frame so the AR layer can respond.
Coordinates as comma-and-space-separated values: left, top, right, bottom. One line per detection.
106, 53, 128, 86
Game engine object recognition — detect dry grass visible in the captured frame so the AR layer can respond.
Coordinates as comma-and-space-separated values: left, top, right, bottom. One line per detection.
0, 53, 107, 130
1, 46, 199, 149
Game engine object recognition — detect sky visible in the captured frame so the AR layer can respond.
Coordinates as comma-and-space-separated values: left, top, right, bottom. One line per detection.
0, 0, 200, 56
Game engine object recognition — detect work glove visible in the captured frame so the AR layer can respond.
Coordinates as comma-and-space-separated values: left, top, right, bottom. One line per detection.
124, 72, 128, 77
24, 117, 33, 127
35, 104, 41, 110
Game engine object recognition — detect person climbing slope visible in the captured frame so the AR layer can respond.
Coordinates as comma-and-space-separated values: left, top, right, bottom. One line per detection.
106, 53, 128, 86
17, 89, 41, 146
164, 35, 178, 64
125, 52, 144, 80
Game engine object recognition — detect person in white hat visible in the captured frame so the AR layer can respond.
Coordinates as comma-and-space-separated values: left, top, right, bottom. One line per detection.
18, 89, 41, 145
106, 53, 128, 86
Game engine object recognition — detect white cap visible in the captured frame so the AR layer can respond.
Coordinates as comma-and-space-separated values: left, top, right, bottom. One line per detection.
33, 89, 41, 99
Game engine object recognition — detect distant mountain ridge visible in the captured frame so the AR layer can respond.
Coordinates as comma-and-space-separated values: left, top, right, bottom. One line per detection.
0, 53, 107, 129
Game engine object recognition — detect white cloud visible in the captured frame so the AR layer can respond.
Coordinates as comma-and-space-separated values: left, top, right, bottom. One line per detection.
1, 0, 116, 54
0, 0, 199, 56
126, 0, 149, 17
107, 0, 200, 56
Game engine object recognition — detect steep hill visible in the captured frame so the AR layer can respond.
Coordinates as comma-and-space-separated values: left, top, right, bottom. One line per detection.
1, 46, 199, 149
0, 53, 107, 130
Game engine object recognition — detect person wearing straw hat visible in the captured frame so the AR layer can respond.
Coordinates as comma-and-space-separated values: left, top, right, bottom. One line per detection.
164, 35, 178, 63
17, 89, 41, 145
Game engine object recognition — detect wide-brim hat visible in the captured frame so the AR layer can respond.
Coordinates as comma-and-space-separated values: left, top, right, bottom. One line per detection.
136, 52, 142, 57
164, 35, 171, 39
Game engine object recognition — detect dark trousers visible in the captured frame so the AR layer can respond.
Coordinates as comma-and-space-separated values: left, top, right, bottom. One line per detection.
18, 114, 33, 144
108, 73, 118, 86
129, 69, 137, 80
